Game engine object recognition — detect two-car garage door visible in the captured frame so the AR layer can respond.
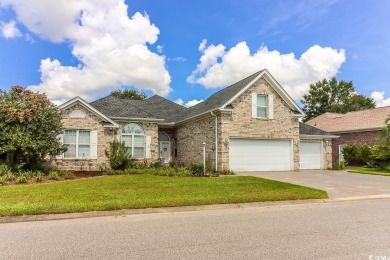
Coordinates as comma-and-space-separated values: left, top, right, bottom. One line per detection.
229, 139, 292, 171
229, 138, 323, 171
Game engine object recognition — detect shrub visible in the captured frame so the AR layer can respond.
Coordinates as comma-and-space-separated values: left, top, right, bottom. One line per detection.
357, 144, 372, 163
175, 167, 191, 177
5, 172, 16, 181
150, 159, 163, 168
105, 140, 134, 170
0, 163, 12, 176
205, 157, 214, 175
48, 171, 59, 180
332, 161, 345, 170
189, 163, 204, 176
35, 172, 44, 182
63, 171, 75, 179
218, 169, 235, 175
136, 159, 149, 169
17, 174, 28, 184
341, 144, 359, 165
0, 176, 6, 185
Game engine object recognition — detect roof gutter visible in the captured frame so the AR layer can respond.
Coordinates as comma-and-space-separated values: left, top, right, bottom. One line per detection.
176, 108, 233, 126
110, 117, 165, 122
299, 134, 339, 140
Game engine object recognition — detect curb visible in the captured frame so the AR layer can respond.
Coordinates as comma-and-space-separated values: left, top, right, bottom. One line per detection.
1, 195, 389, 224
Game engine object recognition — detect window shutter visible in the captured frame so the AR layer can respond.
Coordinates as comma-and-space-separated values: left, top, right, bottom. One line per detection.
145, 135, 152, 159
90, 131, 98, 159
268, 94, 274, 119
56, 133, 64, 159
251, 93, 257, 118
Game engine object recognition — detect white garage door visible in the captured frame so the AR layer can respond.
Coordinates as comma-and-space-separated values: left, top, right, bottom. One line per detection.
300, 142, 322, 170
229, 139, 292, 171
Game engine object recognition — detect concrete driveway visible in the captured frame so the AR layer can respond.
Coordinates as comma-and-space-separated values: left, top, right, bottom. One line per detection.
236, 170, 390, 199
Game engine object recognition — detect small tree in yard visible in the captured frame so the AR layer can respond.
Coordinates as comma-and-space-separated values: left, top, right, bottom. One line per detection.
371, 116, 390, 169
0, 86, 66, 170
105, 140, 133, 170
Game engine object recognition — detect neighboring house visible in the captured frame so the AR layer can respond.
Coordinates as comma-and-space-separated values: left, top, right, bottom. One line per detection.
306, 106, 390, 163
55, 70, 335, 172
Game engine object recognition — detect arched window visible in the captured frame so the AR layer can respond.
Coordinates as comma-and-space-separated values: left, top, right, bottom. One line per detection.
122, 123, 144, 158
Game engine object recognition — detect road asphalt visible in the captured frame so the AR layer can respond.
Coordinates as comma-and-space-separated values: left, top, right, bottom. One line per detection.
1, 198, 390, 259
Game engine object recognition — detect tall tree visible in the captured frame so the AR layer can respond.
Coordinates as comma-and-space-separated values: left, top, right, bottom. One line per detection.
0, 86, 66, 169
301, 77, 375, 121
111, 89, 147, 100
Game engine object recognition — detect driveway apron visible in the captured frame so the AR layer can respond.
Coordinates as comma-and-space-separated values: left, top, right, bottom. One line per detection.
236, 170, 390, 199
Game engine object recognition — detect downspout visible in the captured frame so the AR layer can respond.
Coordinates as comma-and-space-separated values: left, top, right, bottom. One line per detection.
211, 111, 218, 172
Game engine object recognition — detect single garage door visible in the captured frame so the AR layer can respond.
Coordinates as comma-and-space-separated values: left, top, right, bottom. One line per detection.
229, 138, 292, 171
300, 141, 322, 170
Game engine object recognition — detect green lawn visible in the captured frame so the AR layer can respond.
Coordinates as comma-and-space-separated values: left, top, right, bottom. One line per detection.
0, 175, 327, 216
346, 166, 390, 176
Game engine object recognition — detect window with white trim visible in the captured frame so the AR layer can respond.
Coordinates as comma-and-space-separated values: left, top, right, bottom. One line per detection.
256, 95, 268, 118
122, 123, 144, 159
63, 130, 91, 158
252, 93, 274, 119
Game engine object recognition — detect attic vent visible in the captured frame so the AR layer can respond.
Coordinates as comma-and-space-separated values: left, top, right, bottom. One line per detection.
70, 109, 86, 118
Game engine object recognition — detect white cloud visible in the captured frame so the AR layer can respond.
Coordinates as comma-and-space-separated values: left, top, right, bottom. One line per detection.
156, 45, 163, 53
370, 91, 390, 107
0, 0, 171, 103
174, 98, 184, 106
185, 99, 203, 107
1, 20, 21, 38
174, 98, 203, 107
188, 40, 346, 100
169, 57, 187, 62
199, 39, 207, 51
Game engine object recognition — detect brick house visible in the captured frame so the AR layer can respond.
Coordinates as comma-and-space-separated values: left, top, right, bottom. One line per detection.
306, 106, 390, 163
55, 70, 335, 172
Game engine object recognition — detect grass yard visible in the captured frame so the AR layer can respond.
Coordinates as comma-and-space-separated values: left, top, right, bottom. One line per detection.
346, 166, 390, 177
0, 175, 327, 216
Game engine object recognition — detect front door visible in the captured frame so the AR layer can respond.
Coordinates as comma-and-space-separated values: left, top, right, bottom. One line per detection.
159, 141, 170, 163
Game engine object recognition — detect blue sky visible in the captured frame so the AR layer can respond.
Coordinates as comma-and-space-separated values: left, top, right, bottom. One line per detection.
0, 0, 389, 107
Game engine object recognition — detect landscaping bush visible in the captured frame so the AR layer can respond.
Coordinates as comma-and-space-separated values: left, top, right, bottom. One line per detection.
332, 161, 345, 170
35, 172, 44, 182
357, 144, 372, 163
105, 140, 134, 170
218, 169, 235, 175
150, 159, 163, 168
63, 171, 75, 179
341, 144, 359, 165
48, 170, 59, 180
0, 176, 6, 185
17, 173, 29, 184
189, 163, 204, 176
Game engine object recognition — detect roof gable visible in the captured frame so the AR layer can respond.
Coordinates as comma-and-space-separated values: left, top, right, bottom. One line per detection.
59, 96, 119, 128
177, 69, 304, 122
306, 106, 390, 133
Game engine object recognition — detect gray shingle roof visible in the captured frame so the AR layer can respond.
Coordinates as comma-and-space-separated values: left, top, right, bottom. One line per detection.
180, 70, 264, 120
299, 122, 332, 136
90, 70, 264, 123
90, 94, 188, 123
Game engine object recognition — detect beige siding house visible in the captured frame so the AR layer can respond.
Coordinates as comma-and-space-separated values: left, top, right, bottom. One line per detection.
55, 70, 335, 172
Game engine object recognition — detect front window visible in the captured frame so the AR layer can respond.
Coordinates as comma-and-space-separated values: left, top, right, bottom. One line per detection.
257, 95, 267, 118
122, 123, 144, 159
64, 130, 91, 158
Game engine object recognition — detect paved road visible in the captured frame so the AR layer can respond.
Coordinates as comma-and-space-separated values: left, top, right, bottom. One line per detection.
236, 170, 390, 199
1, 199, 390, 259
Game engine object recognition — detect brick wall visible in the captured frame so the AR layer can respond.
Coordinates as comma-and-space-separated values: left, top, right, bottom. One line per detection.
222, 78, 301, 171
332, 130, 380, 163
175, 78, 303, 171
55, 104, 115, 171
